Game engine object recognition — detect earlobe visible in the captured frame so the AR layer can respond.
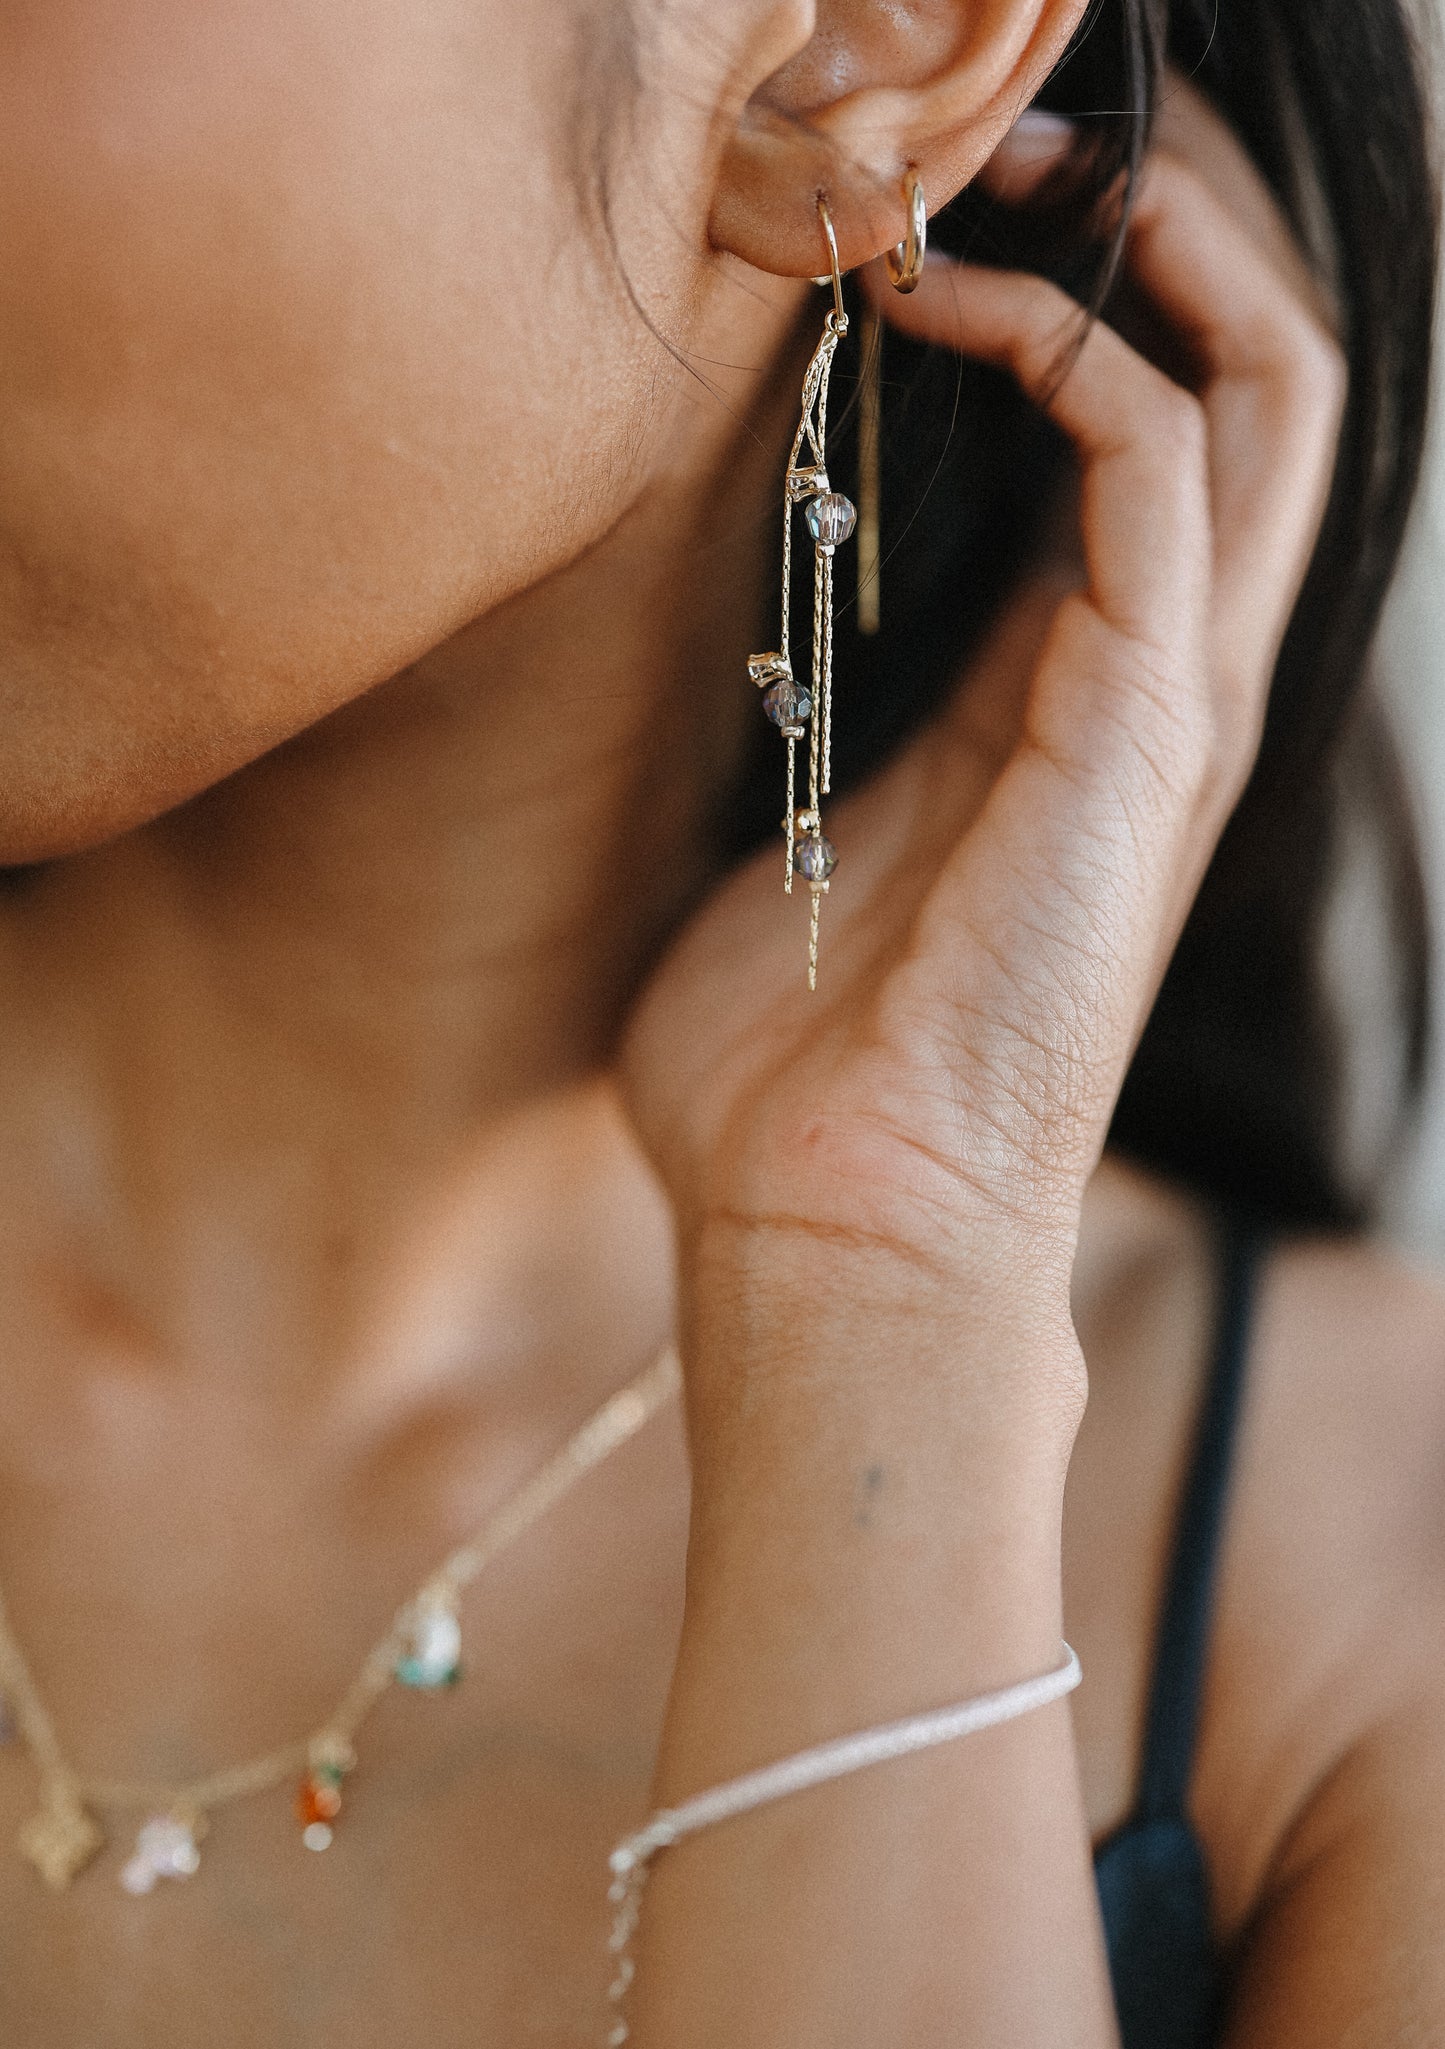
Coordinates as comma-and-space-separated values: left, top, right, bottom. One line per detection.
708, 0, 1090, 281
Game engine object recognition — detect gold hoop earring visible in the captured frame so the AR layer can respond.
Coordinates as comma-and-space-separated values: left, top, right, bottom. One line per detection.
748, 194, 856, 991
885, 165, 927, 292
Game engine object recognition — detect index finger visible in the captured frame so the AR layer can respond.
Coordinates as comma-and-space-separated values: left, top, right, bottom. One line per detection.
877, 254, 1213, 665
1120, 150, 1346, 684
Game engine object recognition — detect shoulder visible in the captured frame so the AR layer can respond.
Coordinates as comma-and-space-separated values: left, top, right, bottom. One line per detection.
1266, 1224, 1445, 1364
1247, 1230, 1445, 1596
1200, 1226, 1445, 1931
1208, 1232, 1445, 2039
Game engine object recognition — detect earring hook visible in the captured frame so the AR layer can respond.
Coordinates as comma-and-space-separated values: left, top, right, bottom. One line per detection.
813, 195, 847, 330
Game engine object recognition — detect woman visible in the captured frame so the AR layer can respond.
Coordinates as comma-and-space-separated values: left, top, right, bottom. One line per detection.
0, 0, 1439, 2041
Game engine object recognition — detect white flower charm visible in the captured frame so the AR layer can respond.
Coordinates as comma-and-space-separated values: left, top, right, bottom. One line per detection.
119, 1814, 202, 1895
395, 1598, 462, 1689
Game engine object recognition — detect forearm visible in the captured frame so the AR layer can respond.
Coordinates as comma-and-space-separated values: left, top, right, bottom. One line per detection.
626, 1273, 1119, 2048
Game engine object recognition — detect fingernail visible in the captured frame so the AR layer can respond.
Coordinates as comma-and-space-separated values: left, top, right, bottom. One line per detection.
983, 107, 1078, 193
991, 109, 1077, 165
1010, 108, 1077, 139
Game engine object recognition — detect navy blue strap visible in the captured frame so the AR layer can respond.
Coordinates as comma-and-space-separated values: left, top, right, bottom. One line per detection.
1134, 1215, 1265, 1825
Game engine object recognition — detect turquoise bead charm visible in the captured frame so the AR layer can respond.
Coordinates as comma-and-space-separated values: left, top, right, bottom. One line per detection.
395, 1599, 462, 1689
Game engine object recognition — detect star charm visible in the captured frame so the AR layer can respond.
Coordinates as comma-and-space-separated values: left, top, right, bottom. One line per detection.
19, 1791, 104, 1890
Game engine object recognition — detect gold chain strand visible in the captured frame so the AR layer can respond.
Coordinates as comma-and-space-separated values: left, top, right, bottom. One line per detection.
821, 547, 835, 796
0, 1579, 106, 1888
785, 735, 797, 887
0, 1582, 71, 1787
0, 1347, 681, 1885
814, 331, 834, 476
782, 463, 795, 897
809, 539, 825, 815
780, 436, 794, 673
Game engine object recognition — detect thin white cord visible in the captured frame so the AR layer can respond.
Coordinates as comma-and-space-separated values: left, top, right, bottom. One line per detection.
603, 1644, 1081, 2044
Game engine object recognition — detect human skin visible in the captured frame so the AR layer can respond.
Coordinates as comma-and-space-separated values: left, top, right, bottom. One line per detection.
1, 2, 1445, 2045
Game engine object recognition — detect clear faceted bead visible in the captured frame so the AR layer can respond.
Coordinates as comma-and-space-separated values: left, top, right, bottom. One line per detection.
763, 679, 811, 730
793, 832, 837, 883
804, 492, 857, 546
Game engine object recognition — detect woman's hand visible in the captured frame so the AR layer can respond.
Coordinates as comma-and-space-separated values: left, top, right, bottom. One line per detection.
613, 98, 1347, 2049
621, 98, 1344, 1461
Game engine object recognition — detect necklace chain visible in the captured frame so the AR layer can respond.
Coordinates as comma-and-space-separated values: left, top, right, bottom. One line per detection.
0, 1347, 681, 1891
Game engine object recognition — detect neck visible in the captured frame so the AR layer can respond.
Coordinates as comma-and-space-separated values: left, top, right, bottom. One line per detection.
0, 342, 799, 1403
0, 285, 1185, 1416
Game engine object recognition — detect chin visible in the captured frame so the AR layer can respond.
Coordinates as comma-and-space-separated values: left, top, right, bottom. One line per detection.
0, 729, 234, 868
0, 792, 164, 869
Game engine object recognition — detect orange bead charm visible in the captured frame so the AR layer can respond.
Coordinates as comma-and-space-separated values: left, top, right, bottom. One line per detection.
296, 1774, 342, 1829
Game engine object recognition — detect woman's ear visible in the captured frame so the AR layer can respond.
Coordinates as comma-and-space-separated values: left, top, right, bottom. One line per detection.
709, 0, 1091, 279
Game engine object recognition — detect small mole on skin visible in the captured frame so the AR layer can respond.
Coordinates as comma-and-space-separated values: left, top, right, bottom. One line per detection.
854, 1463, 886, 1528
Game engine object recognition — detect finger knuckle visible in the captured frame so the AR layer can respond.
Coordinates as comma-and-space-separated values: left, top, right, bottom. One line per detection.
1014, 273, 1077, 329
1206, 667, 1269, 800
1008, 279, 1086, 391
1152, 383, 1209, 466
1115, 645, 1215, 802
1254, 304, 1348, 426
1050, 628, 1213, 812
1134, 149, 1202, 225
1152, 720, 1216, 818
1294, 318, 1348, 422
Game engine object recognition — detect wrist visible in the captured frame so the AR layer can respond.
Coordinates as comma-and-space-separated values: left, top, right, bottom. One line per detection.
678, 1322, 1073, 1694
662, 1445, 1068, 1803
661, 1228, 1081, 1851
679, 1218, 1086, 1491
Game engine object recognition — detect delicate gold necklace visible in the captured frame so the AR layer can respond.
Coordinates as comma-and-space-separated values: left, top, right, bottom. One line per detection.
0, 1348, 681, 1893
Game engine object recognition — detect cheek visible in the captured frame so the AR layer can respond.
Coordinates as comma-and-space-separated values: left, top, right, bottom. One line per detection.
0, 0, 667, 861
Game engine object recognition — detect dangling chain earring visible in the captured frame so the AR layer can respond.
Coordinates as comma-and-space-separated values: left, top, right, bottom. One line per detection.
751, 178, 927, 991
748, 195, 856, 992
857, 166, 926, 637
